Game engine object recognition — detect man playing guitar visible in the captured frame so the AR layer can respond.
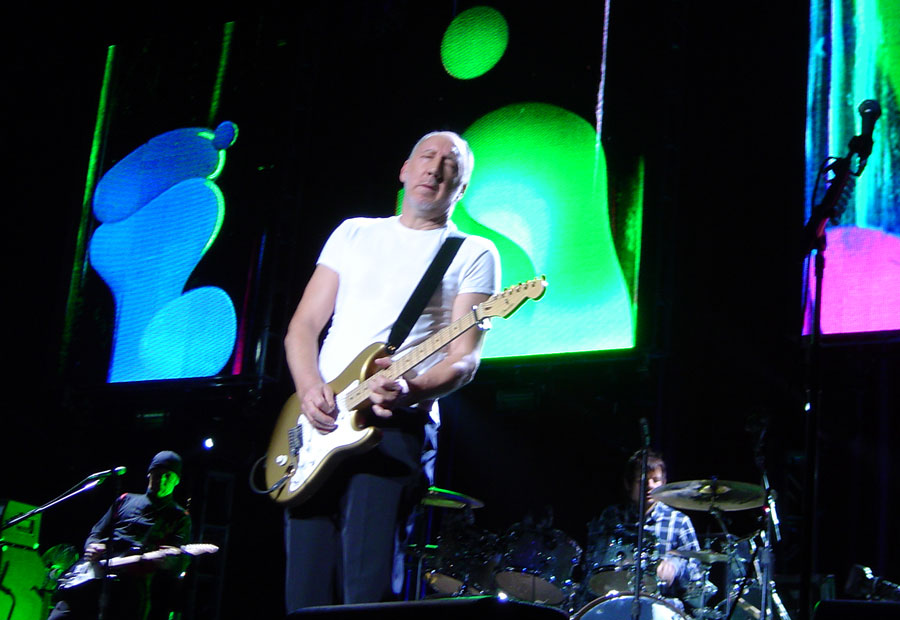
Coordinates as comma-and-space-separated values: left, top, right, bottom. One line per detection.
282, 130, 500, 611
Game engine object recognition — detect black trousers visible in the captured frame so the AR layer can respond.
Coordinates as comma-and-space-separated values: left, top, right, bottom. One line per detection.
284, 423, 429, 612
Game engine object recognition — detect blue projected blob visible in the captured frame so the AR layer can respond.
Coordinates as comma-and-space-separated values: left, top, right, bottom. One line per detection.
140, 287, 237, 379
89, 122, 238, 382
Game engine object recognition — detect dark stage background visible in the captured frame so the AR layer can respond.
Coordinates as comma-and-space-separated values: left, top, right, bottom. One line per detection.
5, 2, 897, 619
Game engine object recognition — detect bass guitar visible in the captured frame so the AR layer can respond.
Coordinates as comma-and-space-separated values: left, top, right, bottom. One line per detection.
264, 276, 547, 507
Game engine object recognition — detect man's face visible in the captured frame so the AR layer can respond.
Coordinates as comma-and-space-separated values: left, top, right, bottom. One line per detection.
399, 135, 466, 215
148, 469, 180, 498
629, 465, 666, 510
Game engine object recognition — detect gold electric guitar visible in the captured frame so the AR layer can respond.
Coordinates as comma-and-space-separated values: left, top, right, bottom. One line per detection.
264, 277, 547, 507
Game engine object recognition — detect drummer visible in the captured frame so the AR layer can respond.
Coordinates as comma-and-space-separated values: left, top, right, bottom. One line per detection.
589, 449, 703, 604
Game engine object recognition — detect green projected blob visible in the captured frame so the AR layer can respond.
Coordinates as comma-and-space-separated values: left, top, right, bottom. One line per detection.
441, 6, 509, 79
454, 102, 635, 358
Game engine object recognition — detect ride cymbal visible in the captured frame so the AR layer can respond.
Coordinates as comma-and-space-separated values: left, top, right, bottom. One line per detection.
650, 479, 765, 512
421, 486, 485, 509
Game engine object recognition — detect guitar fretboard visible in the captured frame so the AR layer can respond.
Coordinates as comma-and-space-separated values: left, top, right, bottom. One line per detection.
344, 309, 480, 410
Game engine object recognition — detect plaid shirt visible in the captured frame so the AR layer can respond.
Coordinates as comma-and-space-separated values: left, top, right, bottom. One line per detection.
588, 501, 702, 592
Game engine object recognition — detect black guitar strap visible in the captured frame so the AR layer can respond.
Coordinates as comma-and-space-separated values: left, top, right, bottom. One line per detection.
386, 235, 464, 353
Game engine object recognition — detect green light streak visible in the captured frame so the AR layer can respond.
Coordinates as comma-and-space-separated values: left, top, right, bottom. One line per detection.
622, 158, 644, 325
441, 6, 509, 79
201, 180, 226, 257
61, 44, 115, 370
197, 129, 229, 180
207, 21, 234, 126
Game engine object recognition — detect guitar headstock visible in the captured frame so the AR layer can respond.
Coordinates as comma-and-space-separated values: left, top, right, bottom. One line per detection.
477, 276, 547, 320
181, 543, 220, 556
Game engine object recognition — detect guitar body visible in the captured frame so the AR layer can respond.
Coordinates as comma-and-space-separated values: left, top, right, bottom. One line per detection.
265, 342, 387, 507
56, 561, 104, 592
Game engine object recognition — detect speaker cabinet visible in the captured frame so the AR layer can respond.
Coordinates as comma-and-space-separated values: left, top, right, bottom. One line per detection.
0, 545, 51, 620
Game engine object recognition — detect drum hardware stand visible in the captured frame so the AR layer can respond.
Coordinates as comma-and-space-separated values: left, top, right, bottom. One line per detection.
724, 537, 760, 620
631, 418, 652, 620
706, 502, 741, 620
751, 417, 791, 620
407, 503, 433, 601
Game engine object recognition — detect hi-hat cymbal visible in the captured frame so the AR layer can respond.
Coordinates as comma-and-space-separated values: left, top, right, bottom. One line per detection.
650, 479, 765, 512
421, 486, 485, 509
668, 548, 730, 564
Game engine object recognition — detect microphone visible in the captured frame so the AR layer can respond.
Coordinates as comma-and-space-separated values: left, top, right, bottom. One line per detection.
851, 99, 881, 160
85, 466, 127, 481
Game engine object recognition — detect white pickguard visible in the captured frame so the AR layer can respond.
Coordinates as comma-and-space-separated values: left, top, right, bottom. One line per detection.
287, 381, 369, 493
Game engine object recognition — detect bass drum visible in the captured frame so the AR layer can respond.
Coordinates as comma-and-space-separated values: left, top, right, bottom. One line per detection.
583, 529, 659, 598
574, 593, 689, 620
424, 528, 499, 595
494, 524, 582, 605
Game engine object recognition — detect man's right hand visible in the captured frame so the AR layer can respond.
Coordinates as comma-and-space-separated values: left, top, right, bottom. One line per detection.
300, 382, 338, 433
84, 542, 106, 561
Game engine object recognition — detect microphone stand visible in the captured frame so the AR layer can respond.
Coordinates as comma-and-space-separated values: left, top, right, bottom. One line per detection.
631, 420, 651, 620
1, 477, 109, 532
799, 101, 877, 620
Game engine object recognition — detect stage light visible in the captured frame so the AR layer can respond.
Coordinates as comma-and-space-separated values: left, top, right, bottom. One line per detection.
203, 437, 215, 450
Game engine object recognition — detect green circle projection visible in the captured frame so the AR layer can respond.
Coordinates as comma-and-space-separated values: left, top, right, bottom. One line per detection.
441, 6, 509, 79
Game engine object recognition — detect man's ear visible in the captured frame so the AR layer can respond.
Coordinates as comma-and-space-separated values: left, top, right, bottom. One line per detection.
455, 182, 468, 201
399, 160, 410, 183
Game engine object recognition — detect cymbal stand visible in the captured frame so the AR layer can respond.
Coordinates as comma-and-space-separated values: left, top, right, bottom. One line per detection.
632, 419, 651, 620
754, 417, 791, 620
706, 505, 741, 619
725, 536, 760, 620
407, 503, 433, 601
758, 529, 793, 620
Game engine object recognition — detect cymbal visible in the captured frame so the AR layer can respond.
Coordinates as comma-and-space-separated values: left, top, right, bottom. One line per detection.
421, 486, 484, 509
668, 548, 730, 564
650, 479, 765, 512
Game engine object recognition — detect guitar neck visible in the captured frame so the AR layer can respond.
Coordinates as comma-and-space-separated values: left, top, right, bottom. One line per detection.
99, 544, 215, 569
345, 310, 480, 410
103, 548, 169, 569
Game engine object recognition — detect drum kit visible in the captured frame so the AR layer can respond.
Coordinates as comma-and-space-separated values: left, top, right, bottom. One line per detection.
412, 479, 791, 620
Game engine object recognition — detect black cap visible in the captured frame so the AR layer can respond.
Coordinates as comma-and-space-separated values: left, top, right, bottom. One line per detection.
147, 451, 183, 478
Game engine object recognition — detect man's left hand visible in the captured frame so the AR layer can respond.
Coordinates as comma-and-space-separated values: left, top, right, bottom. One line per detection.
367, 357, 410, 417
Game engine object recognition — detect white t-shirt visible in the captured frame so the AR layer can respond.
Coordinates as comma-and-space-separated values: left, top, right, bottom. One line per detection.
316, 216, 500, 385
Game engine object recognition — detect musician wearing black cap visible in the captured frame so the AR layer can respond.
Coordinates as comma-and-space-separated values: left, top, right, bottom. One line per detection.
48, 450, 192, 620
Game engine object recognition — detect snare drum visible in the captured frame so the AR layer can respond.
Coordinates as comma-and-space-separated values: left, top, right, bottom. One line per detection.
494, 524, 582, 605
574, 593, 689, 620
